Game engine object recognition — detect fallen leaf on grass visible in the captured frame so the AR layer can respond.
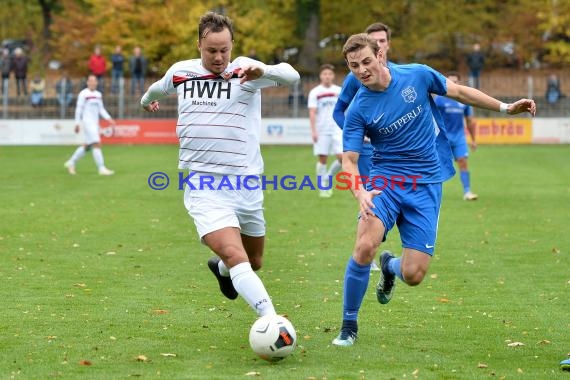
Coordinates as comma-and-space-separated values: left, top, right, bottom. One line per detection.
538, 339, 551, 345
552, 247, 560, 254
478, 363, 488, 368
507, 342, 525, 347
437, 298, 450, 303
152, 309, 169, 315
135, 355, 149, 362
79, 360, 92, 366
430, 274, 438, 279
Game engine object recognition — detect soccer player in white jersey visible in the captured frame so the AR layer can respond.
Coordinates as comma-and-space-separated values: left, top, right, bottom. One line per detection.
140, 12, 300, 318
307, 64, 342, 198
332, 33, 536, 346
64, 74, 116, 175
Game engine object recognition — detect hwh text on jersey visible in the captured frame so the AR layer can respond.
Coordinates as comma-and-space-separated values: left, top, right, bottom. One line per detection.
183, 80, 231, 100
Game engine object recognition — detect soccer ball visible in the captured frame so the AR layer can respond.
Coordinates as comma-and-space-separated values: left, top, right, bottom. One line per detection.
249, 314, 297, 362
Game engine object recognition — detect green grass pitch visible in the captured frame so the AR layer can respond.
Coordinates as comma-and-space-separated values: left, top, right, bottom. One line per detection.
1, 144, 569, 379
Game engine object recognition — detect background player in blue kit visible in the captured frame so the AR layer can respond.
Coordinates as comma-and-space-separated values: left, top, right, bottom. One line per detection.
435, 72, 478, 200
332, 33, 536, 346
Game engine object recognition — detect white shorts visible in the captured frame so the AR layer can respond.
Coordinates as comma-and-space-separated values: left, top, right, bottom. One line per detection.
83, 123, 101, 145
183, 173, 265, 239
313, 132, 342, 156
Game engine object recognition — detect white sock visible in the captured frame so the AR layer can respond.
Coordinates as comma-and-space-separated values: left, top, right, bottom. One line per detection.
92, 147, 105, 169
68, 146, 85, 164
218, 260, 230, 277
230, 262, 276, 317
326, 159, 342, 177
316, 162, 328, 187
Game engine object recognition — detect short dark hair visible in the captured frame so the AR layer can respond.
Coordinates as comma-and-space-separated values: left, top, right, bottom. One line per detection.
447, 71, 460, 79
365, 22, 391, 40
342, 33, 379, 60
198, 12, 234, 40
319, 63, 335, 73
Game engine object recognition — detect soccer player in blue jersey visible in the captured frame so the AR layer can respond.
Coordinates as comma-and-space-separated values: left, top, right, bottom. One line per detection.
333, 22, 392, 271
332, 33, 536, 346
333, 23, 391, 180
434, 72, 478, 200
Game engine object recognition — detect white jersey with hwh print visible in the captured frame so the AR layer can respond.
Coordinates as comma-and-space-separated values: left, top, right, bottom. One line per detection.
307, 84, 342, 135
74, 88, 112, 127
141, 57, 299, 175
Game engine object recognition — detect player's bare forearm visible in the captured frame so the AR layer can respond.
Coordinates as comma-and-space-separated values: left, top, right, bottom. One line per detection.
446, 81, 536, 116
343, 151, 376, 219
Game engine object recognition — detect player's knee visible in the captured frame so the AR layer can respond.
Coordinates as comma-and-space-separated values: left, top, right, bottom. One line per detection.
402, 268, 426, 286
354, 240, 377, 263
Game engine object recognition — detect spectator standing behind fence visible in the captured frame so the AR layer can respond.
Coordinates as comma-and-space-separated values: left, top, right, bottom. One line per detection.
29, 73, 45, 107
110, 45, 125, 94
1, 48, 11, 93
545, 73, 562, 105
12, 47, 28, 96
129, 46, 147, 95
466, 43, 485, 89
88, 45, 107, 93
56, 72, 74, 106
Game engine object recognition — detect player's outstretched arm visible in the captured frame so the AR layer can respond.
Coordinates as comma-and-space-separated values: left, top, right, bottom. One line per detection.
446, 80, 536, 117
140, 81, 166, 113
239, 62, 300, 85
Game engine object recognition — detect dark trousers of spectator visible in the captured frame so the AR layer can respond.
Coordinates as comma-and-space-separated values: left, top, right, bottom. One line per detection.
95, 75, 105, 93
111, 69, 123, 94
16, 76, 27, 96
1, 75, 9, 96
131, 74, 145, 95
469, 70, 480, 89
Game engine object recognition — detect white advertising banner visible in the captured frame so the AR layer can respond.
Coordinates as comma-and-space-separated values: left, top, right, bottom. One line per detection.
0, 119, 83, 145
532, 118, 570, 144
260, 118, 312, 145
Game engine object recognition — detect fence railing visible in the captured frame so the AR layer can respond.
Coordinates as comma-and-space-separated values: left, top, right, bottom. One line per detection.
1, 71, 569, 119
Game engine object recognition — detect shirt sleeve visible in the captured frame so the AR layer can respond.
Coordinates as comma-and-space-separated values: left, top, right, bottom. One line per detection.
99, 100, 112, 120
342, 99, 365, 153
140, 64, 177, 107
423, 65, 447, 96
74, 91, 85, 124
307, 88, 317, 109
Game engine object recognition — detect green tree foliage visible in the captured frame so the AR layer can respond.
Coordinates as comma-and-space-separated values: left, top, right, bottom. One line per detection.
1, 0, 567, 77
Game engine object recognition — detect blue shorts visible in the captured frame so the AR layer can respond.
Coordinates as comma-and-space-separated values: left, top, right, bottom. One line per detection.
371, 182, 442, 255
449, 139, 468, 160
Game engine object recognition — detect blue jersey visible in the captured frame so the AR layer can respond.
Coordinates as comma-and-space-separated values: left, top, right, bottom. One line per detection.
434, 95, 473, 143
344, 64, 455, 184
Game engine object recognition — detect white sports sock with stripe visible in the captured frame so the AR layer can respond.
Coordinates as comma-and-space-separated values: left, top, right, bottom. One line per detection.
230, 262, 276, 317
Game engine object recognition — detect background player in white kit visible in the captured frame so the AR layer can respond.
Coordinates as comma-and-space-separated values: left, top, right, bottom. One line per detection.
140, 12, 300, 318
307, 63, 342, 198
64, 74, 116, 175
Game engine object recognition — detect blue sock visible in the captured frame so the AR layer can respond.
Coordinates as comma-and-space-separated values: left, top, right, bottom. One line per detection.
342, 257, 370, 321
388, 256, 404, 281
460, 171, 470, 193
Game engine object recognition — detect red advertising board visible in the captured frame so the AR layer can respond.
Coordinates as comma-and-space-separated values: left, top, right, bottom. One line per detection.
99, 119, 178, 144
